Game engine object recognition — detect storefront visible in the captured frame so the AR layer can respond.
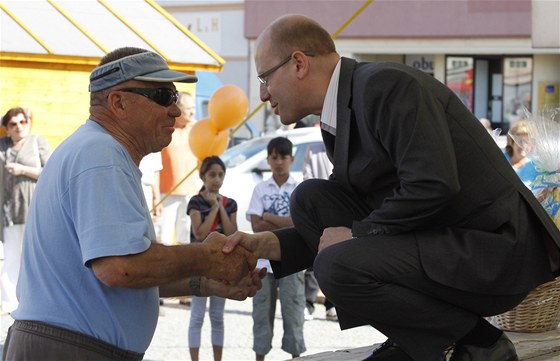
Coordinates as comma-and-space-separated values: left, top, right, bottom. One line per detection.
245, 0, 560, 133
404, 53, 559, 133
445, 55, 535, 132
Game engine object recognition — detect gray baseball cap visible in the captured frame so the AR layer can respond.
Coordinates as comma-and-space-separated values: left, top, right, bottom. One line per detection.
89, 51, 197, 92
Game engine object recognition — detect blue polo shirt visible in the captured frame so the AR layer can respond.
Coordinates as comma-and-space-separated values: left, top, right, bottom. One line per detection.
13, 120, 158, 353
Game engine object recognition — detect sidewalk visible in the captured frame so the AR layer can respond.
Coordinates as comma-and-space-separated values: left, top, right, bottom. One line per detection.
145, 298, 385, 361
2, 247, 558, 361
2, 297, 560, 360
1, 298, 385, 361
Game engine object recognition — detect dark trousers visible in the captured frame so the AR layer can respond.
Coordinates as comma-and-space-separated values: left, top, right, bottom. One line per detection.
290, 179, 526, 361
2, 320, 144, 361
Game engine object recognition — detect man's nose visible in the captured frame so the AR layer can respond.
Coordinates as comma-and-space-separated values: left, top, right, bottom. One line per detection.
259, 83, 270, 102
170, 103, 182, 117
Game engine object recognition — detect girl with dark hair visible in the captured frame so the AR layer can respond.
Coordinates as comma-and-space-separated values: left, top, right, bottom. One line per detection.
186, 155, 238, 361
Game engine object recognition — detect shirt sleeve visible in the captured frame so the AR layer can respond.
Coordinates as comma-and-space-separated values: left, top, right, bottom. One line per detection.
187, 194, 201, 215
246, 183, 265, 220
66, 165, 151, 265
226, 197, 238, 215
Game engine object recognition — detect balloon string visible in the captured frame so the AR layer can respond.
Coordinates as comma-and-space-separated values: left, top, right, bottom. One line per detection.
151, 0, 374, 214
230, 102, 266, 137
152, 163, 199, 213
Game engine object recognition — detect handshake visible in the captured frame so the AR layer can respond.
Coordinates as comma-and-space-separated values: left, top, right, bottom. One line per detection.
195, 230, 277, 301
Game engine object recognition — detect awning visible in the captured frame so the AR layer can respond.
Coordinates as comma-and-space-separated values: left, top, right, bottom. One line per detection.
195, 70, 223, 98
0, 0, 225, 71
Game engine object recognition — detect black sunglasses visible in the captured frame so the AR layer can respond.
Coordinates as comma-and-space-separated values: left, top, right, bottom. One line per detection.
118, 88, 179, 107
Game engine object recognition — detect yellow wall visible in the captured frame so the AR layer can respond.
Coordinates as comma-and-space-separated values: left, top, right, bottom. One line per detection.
0, 60, 195, 149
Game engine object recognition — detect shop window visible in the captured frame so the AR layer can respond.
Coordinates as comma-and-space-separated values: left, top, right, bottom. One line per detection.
503, 57, 532, 126
446, 57, 474, 111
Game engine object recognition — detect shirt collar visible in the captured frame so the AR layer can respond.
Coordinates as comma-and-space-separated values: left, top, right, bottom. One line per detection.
320, 59, 341, 136
265, 174, 298, 188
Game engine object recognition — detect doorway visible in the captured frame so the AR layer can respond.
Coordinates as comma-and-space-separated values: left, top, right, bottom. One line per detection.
473, 57, 502, 126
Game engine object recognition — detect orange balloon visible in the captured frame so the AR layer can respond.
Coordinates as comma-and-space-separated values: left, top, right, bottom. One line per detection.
208, 85, 249, 131
189, 118, 229, 161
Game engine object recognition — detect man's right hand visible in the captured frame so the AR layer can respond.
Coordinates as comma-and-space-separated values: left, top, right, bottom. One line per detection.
223, 231, 281, 262
203, 232, 257, 282
223, 231, 258, 254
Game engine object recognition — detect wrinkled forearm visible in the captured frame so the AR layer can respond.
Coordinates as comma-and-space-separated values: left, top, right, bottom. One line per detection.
92, 242, 212, 289
159, 278, 189, 298
92, 233, 256, 290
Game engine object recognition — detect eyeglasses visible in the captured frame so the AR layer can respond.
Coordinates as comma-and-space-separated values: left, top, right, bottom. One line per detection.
118, 88, 179, 107
257, 51, 315, 86
7, 119, 28, 128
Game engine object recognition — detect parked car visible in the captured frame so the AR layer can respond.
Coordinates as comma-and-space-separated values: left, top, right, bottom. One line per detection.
219, 127, 324, 232
228, 120, 261, 148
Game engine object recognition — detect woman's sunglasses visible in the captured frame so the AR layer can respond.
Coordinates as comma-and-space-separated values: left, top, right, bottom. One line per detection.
118, 88, 179, 107
7, 119, 29, 128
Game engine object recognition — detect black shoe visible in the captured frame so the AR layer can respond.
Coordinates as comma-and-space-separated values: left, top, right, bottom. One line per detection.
362, 339, 414, 361
449, 333, 519, 361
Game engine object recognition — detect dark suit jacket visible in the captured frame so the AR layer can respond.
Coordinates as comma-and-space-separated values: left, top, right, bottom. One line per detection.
272, 57, 560, 295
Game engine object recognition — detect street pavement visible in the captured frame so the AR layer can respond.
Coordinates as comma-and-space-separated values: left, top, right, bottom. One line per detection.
1, 298, 386, 361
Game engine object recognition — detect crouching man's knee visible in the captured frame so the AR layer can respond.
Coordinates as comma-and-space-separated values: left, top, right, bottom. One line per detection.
290, 179, 327, 214
313, 246, 343, 304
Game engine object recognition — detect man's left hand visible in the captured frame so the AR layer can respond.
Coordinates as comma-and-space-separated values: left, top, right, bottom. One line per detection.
204, 268, 267, 300
319, 226, 353, 252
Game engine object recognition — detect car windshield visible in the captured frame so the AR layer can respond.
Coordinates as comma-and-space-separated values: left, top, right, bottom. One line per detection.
221, 136, 272, 168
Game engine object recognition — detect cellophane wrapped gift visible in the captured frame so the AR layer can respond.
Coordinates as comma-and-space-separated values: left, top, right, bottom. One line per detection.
492, 106, 560, 334
519, 106, 560, 229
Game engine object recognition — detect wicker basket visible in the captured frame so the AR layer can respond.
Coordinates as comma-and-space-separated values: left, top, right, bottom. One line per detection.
492, 277, 560, 333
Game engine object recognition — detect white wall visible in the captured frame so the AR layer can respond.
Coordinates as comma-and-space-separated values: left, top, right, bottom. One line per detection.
532, 0, 560, 48
160, 1, 250, 94
532, 54, 560, 112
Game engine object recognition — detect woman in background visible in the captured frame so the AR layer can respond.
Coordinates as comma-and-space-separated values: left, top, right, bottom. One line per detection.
505, 119, 538, 187
0, 107, 51, 313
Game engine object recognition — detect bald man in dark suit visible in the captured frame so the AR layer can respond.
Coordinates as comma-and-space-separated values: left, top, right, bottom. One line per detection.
225, 14, 560, 361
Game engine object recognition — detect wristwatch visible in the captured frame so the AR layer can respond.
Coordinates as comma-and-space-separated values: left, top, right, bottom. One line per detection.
189, 276, 201, 296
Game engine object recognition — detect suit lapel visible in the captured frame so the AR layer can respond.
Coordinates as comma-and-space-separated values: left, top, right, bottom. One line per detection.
333, 58, 357, 189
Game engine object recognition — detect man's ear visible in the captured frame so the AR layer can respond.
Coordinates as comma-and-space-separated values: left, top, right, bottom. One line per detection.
107, 90, 127, 117
292, 51, 310, 79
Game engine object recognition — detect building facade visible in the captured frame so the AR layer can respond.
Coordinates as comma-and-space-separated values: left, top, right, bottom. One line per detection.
159, 1, 248, 117
244, 0, 560, 133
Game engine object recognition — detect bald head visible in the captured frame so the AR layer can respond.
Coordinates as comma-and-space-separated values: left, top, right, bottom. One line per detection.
255, 15, 340, 126
257, 14, 336, 59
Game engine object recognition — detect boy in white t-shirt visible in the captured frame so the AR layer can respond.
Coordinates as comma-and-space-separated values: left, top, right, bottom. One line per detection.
246, 137, 306, 361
